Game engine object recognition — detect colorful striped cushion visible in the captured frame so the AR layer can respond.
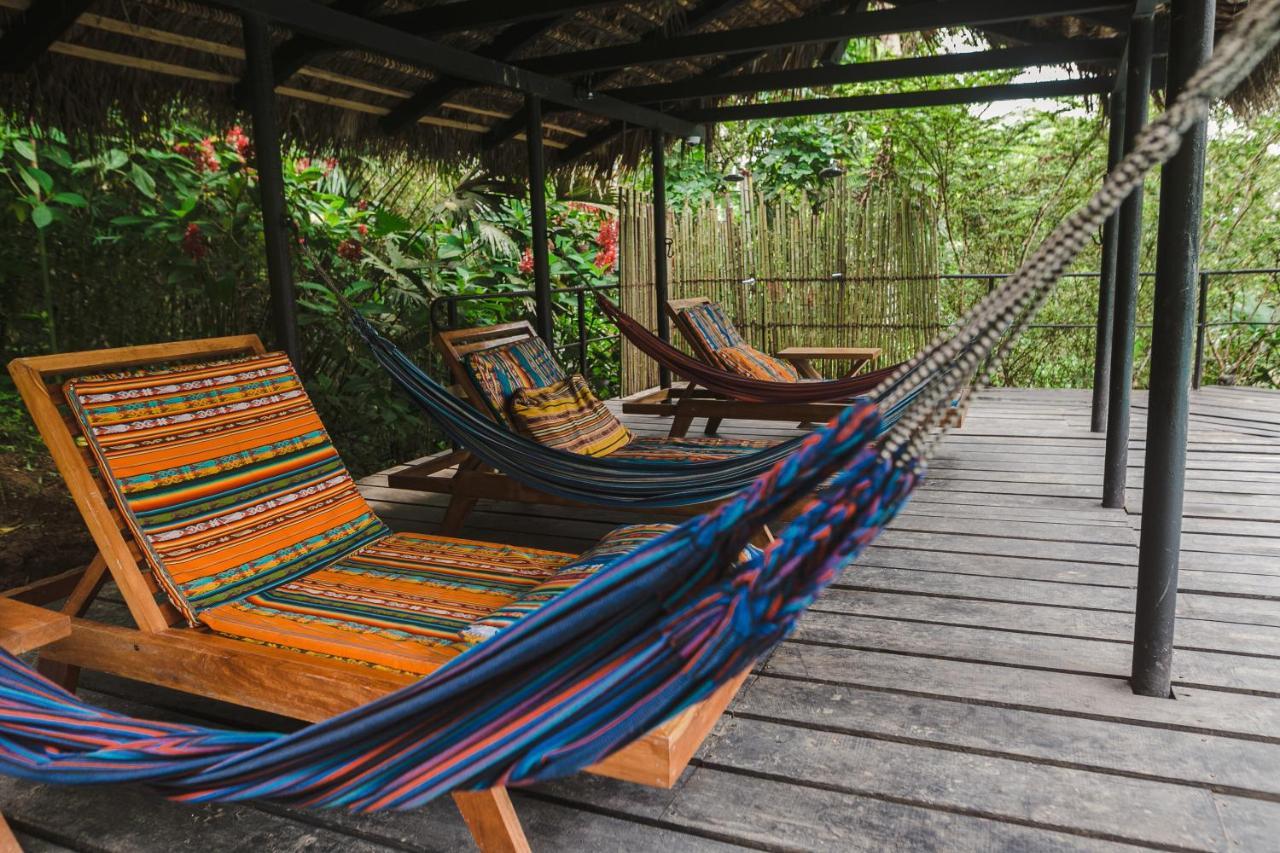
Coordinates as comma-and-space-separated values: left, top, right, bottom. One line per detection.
202, 532, 576, 673
714, 344, 801, 382
679, 301, 744, 352
461, 523, 675, 645
463, 336, 566, 424
607, 434, 780, 463
66, 353, 388, 624
509, 374, 633, 457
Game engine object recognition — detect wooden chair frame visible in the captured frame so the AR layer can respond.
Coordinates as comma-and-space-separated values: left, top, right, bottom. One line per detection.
5, 336, 749, 853
621, 297, 855, 436
386, 320, 798, 535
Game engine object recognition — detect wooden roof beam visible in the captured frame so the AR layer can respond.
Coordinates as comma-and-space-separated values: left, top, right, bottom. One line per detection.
374, 0, 624, 36
520, 0, 1133, 75
0, 0, 93, 72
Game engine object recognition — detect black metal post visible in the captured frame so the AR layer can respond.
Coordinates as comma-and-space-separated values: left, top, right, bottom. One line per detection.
526, 95, 553, 344
1131, 0, 1213, 700
652, 129, 672, 389
1091, 86, 1127, 433
1193, 271, 1209, 389
1101, 14, 1154, 509
576, 289, 588, 377
241, 11, 300, 364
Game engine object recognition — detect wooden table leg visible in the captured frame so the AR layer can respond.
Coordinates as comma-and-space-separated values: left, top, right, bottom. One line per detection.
453, 788, 531, 853
785, 356, 822, 380
0, 813, 23, 853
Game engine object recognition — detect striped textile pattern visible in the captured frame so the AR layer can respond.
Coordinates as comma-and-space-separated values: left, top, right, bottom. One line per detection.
463, 336, 566, 423
679, 301, 744, 352
461, 523, 673, 644
66, 353, 388, 624
714, 344, 802, 382
509, 374, 633, 457
202, 533, 576, 674
608, 435, 779, 463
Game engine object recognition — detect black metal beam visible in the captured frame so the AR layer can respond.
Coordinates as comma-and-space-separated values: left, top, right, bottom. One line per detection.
0, 0, 93, 73
527, 96, 554, 344
611, 39, 1123, 103
261, 0, 383, 90
375, 0, 620, 36
381, 18, 558, 134
652, 130, 671, 389
519, 0, 1131, 75
213, 0, 698, 137
1091, 85, 1127, 433
681, 77, 1111, 122
1131, 0, 1213, 700
241, 11, 301, 365
1102, 13, 1154, 509
481, 0, 748, 152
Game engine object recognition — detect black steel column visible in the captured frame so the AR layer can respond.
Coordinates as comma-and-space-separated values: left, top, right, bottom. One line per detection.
652, 129, 671, 388
1131, 0, 1214, 699
1091, 87, 1127, 433
526, 95, 553, 344
1102, 15, 1154, 509
241, 11, 299, 364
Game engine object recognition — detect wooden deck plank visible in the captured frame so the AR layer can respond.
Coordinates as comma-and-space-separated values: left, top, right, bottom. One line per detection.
8, 387, 1280, 851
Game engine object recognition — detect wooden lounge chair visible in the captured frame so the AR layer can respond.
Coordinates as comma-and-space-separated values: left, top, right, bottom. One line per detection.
5, 336, 749, 853
385, 319, 790, 533
621, 296, 881, 436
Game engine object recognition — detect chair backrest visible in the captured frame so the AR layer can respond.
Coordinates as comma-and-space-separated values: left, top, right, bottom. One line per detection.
666, 298, 745, 364
9, 338, 385, 629
435, 321, 566, 424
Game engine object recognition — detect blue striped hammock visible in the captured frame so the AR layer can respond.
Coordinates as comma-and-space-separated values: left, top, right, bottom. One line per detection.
0, 2, 1273, 811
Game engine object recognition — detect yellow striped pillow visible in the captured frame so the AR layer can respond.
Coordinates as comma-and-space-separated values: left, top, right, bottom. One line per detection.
509, 374, 633, 457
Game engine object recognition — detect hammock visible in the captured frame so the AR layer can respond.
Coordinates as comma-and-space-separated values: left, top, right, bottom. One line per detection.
1, 0, 1274, 811
346, 312, 935, 508
598, 294, 905, 403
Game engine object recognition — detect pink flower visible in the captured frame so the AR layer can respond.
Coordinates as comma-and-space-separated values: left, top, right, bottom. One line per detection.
225, 125, 250, 159
296, 157, 312, 172
338, 238, 363, 261
357, 223, 368, 236
518, 246, 535, 275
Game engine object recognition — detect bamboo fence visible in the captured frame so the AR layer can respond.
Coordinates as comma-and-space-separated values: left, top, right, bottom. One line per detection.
618, 175, 940, 394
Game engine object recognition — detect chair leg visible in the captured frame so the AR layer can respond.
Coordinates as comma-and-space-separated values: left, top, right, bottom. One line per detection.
703, 417, 722, 435
440, 494, 479, 536
0, 813, 22, 853
36, 553, 110, 692
453, 788, 530, 853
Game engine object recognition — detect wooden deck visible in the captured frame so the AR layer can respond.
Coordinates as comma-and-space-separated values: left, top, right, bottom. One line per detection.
4, 386, 1280, 851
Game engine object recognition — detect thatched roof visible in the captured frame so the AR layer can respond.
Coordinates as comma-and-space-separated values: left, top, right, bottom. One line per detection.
1, 0, 1276, 175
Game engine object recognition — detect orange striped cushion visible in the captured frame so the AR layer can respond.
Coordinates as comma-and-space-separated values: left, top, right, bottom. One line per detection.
66, 353, 387, 624
714, 344, 801, 382
508, 374, 633, 457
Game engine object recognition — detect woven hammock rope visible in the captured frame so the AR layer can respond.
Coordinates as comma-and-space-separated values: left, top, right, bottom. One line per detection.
0, 0, 1277, 811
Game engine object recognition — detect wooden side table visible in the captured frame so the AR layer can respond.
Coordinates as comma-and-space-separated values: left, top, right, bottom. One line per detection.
0, 598, 72, 853
776, 346, 882, 379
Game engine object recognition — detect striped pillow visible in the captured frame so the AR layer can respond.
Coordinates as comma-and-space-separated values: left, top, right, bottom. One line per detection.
463, 336, 566, 424
715, 344, 801, 382
679, 301, 744, 352
66, 353, 388, 624
509, 374, 633, 457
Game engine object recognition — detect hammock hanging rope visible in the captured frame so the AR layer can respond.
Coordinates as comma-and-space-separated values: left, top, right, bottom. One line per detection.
0, 0, 1275, 811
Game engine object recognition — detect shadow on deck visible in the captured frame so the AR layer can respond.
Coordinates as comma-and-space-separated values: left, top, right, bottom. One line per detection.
5, 387, 1280, 851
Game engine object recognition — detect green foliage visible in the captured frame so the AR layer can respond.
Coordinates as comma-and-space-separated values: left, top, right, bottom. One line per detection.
0, 119, 621, 476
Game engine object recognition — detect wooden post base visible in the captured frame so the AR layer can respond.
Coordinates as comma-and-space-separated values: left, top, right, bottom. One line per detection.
453, 789, 531, 853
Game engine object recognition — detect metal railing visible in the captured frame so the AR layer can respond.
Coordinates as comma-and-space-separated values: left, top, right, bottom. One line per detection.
428, 268, 1279, 391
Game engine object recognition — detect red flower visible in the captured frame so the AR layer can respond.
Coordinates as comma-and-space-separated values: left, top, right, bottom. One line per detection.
356, 199, 369, 211
337, 238, 363, 261
225, 125, 250, 159
593, 218, 618, 272
323, 157, 338, 176
518, 246, 535, 275
181, 223, 208, 260
296, 157, 312, 173
357, 223, 369, 236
